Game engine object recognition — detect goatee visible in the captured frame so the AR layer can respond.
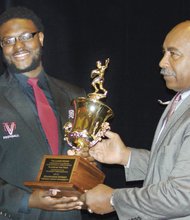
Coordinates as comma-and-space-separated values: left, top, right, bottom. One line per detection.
3, 48, 42, 74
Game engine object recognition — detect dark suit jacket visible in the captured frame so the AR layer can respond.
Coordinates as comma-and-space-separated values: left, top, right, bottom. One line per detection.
0, 71, 85, 220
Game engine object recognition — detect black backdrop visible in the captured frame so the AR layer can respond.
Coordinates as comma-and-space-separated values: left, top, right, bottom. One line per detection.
1, 0, 190, 219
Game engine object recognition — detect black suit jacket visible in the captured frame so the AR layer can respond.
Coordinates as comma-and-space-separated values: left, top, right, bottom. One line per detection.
0, 72, 85, 220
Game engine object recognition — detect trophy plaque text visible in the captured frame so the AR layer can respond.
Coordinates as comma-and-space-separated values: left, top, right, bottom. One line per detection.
24, 58, 113, 197
24, 155, 104, 197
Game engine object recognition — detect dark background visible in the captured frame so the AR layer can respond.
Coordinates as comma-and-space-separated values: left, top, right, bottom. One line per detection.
1, 0, 190, 219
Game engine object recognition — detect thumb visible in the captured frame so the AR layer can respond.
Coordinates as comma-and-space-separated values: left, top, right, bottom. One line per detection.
89, 148, 95, 157
67, 149, 76, 155
104, 130, 115, 139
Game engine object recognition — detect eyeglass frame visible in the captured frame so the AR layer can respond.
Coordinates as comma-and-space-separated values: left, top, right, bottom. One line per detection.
0, 31, 39, 48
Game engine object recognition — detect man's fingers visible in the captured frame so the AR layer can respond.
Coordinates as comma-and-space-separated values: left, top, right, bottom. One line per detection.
52, 197, 83, 210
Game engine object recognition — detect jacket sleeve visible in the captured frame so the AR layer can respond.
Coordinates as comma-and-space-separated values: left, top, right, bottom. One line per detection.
124, 147, 150, 181
0, 178, 31, 214
113, 133, 190, 219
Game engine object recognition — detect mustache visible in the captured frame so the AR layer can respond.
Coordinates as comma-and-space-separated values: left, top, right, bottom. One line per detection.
160, 68, 176, 77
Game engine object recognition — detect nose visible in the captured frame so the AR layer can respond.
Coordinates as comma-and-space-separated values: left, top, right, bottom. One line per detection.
13, 39, 25, 50
159, 52, 169, 68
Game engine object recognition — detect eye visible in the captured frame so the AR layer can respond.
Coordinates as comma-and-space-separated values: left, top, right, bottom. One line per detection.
170, 51, 181, 60
2, 37, 15, 46
20, 33, 32, 41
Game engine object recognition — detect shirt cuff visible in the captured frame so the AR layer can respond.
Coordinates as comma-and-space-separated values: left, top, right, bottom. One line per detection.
110, 194, 115, 208
18, 193, 31, 214
124, 151, 131, 168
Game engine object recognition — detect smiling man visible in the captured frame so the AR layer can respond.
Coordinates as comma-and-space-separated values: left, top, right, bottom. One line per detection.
0, 13, 44, 77
0, 6, 86, 220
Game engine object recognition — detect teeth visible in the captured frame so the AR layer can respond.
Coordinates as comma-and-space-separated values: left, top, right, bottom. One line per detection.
14, 51, 29, 58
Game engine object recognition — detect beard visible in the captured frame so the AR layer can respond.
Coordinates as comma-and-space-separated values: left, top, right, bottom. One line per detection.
3, 47, 42, 74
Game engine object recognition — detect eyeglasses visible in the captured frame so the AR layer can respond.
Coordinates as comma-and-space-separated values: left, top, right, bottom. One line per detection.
0, 32, 39, 48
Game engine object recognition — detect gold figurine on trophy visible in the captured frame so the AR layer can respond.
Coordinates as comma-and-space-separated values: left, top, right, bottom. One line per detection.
89, 58, 109, 99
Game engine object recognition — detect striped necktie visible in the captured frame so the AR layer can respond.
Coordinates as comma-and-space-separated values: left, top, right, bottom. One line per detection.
166, 92, 181, 123
156, 92, 181, 143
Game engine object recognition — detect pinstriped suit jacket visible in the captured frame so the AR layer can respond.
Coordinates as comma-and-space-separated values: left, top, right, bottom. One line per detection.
113, 94, 190, 220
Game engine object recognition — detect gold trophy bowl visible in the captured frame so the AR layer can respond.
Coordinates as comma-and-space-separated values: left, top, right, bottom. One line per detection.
24, 58, 113, 197
64, 97, 113, 150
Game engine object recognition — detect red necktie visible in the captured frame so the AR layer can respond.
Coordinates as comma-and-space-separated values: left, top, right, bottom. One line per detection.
28, 78, 58, 155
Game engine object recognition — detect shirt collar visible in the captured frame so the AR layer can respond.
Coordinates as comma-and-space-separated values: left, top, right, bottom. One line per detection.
181, 90, 190, 101
12, 69, 48, 89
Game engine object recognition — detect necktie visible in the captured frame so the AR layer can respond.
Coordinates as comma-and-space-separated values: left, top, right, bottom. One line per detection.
166, 92, 181, 123
28, 78, 59, 155
156, 92, 181, 142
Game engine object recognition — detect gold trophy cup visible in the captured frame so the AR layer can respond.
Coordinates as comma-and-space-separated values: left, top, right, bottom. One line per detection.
24, 59, 113, 197
64, 59, 112, 149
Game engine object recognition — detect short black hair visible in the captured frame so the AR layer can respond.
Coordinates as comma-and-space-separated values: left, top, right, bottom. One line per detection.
0, 6, 44, 32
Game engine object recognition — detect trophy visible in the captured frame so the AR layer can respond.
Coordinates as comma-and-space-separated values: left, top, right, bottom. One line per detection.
24, 58, 113, 197
64, 58, 113, 149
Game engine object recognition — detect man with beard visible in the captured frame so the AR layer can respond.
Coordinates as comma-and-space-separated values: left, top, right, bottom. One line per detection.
81, 21, 190, 220
0, 6, 86, 220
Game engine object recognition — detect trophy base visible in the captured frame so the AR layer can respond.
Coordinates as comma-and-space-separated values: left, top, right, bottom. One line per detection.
24, 181, 84, 197
24, 155, 105, 197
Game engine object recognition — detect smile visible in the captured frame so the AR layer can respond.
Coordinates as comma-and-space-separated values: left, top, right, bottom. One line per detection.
13, 51, 30, 60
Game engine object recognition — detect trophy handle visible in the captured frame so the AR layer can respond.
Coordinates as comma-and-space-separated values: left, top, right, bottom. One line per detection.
90, 122, 110, 147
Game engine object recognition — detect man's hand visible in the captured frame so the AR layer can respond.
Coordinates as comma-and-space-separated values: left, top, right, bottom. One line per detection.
80, 184, 115, 215
29, 189, 83, 211
89, 130, 131, 165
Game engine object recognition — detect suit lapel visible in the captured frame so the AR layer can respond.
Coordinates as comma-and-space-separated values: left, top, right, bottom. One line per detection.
151, 101, 172, 147
153, 94, 190, 151
2, 75, 49, 154
47, 78, 70, 125
144, 95, 190, 184
46, 76, 72, 153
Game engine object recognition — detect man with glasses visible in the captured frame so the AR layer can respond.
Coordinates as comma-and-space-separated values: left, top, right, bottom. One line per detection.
0, 6, 85, 220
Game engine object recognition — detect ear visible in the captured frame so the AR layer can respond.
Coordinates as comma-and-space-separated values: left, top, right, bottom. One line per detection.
38, 32, 44, 46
